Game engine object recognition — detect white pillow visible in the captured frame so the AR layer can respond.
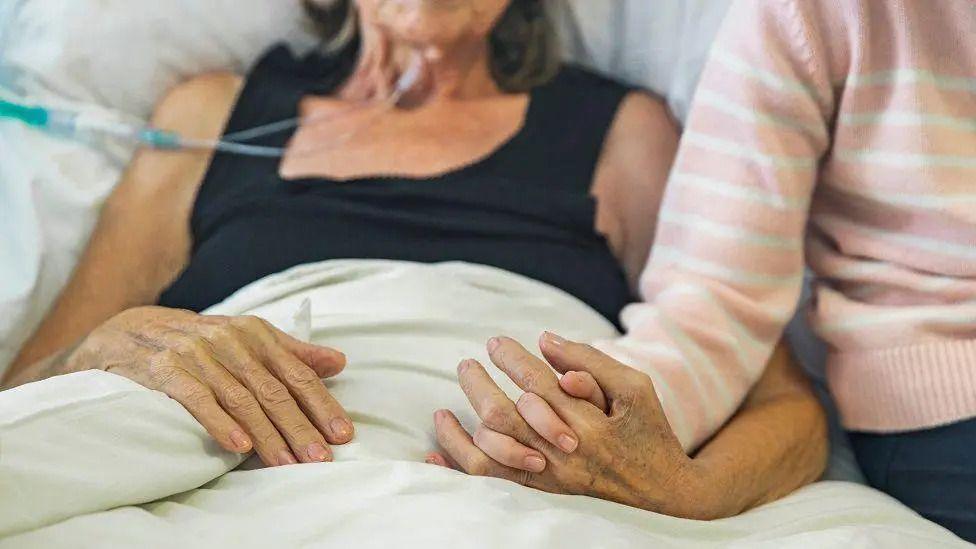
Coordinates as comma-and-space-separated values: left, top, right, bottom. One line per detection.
1, 0, 317, 116
1, 0, 731, 119
558, 0, 732, 122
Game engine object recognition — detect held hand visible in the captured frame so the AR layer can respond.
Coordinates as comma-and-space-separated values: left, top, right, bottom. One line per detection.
68, 306, 354, 466
429, 333, 709, 518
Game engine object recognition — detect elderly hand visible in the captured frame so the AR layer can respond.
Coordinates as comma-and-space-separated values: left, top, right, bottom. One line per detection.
429, 332, 710, 519
67, 306, 354, 467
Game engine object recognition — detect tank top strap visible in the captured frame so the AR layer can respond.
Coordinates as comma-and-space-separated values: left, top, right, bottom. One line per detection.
487, 65, 633, 191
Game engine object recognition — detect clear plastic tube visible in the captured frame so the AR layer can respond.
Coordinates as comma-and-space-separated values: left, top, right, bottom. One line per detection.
0, 51, 426, 159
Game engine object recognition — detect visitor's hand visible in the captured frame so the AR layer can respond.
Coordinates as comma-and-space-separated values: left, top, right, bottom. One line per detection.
67, 306, 354, 466
429, 333, 709, 518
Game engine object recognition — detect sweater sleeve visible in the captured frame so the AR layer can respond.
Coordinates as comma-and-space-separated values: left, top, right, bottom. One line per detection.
593, 0, 840, 451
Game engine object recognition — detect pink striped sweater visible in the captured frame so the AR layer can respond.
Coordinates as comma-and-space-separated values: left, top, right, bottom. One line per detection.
596, 0, 976, 451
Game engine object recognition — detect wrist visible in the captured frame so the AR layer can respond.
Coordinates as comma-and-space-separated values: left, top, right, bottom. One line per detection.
663, 457, 738, 521
684, 456, 746, 520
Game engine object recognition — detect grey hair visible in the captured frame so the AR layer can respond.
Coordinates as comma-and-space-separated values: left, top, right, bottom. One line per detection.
301, 0, 561, 93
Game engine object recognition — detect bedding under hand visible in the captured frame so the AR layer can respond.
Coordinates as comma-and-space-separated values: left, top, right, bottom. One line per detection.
4, 305, 354, 466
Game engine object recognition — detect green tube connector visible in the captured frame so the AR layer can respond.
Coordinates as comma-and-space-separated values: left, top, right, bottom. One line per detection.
0, 98, 49, 128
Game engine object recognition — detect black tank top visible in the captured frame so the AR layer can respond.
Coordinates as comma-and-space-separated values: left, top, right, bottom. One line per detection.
159, 44, 635, 324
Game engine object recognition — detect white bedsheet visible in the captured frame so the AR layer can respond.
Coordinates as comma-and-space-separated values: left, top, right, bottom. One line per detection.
0, 261, 965, 548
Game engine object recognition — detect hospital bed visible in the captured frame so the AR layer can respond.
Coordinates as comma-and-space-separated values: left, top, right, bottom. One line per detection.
0, 1, 968, 546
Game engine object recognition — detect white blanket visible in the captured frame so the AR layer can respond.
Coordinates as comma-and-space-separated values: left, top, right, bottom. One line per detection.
0, 261, 965, 548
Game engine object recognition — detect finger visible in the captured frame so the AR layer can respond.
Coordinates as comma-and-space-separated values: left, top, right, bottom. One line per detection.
516, 392, 579, 454
486, 337, 573, 408
424, 452, 453, 469
186, 349, 299, 467
149, 355, 253, 455
539, 332, 638, 398
262, 344, 354, 445
434, 410, 528, 485
205, 335, 334, 465
262, 318, 347, 378
473, 424, 547, 473
559, 371, 608, 413
242, 365, 334, 464
457, 359, 554, 453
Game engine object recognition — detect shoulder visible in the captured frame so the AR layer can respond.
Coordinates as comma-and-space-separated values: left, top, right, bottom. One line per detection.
151, 72, 244, 139
607, 91, 679, 150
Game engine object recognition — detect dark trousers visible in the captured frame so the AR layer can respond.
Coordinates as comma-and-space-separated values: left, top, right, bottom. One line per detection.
850, 418, 976, 543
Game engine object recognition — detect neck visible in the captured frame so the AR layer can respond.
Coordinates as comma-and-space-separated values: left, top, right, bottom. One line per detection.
341, 25, 500, 105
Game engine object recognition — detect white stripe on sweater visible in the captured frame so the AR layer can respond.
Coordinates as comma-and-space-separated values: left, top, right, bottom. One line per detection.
659, 210, 803, 250
841, 111, 976, 132
671, 172, 809, 210
712, 50, 821, 97
683, 132, 819, 169
695, 89, 828, 139
847, 69, 976, 94
652, 245, 804, 288
817, 215, 976, 261
819, 302, 976, 332
836, 149, 976, 169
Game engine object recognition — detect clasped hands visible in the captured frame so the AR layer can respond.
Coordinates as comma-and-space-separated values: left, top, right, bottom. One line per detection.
426, 332, 706, 518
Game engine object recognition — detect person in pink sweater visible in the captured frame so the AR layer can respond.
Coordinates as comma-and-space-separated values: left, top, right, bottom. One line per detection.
433, 0, 975, 540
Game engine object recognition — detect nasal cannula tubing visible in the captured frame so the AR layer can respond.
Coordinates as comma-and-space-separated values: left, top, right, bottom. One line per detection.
0, 54, 425, 158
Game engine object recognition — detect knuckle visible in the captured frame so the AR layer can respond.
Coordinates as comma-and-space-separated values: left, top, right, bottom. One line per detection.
180, 386, 213, 410
256, 379, 292, 405
222, 385, 257, 413
285, 421, 317, 442
467, 456, 493, 477
177, 334, 210, 356
234, 315, 270, 335
632, 371, 655, 392
515, 392, 539, 414
481, 403, 514, 432
283, 365, 320, 389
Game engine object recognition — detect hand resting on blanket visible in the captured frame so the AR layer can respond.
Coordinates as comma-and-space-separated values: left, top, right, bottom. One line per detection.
429, 332, 707, 518
47, 306, 354, 466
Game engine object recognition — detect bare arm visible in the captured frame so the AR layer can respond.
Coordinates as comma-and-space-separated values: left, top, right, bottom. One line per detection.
690, 343, 828, 517
3, 73, 242, 387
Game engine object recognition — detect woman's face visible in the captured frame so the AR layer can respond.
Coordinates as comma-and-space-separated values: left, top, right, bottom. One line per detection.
355, 0, 513, 49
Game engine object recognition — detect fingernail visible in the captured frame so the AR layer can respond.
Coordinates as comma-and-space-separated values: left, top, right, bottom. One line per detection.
558, 434, 578, 453
487, 337, 501, 353
307, 443, 331, 462
331, 418, 353, 441
545, 332, 567, 346
230, 430, 252, 451
524, 455, 546, 473
278, 450, 298, 466
434, 410, 446, 424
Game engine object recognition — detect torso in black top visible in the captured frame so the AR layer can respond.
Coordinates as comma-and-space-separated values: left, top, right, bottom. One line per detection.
159, 44, 635, 325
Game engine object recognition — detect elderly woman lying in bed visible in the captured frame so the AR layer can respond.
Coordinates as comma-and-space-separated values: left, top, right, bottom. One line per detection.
2, 0, 826, 520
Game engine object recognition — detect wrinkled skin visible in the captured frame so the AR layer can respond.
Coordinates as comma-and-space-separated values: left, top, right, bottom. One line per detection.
66, 306, 353, 467
432, 333, 710, 518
